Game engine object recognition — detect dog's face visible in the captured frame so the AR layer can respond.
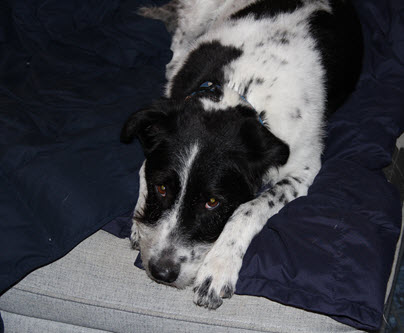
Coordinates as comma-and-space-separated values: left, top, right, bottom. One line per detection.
121, 98, 289, 288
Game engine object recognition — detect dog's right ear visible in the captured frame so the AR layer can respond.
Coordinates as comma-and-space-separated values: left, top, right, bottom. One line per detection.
120, 107, 170, 155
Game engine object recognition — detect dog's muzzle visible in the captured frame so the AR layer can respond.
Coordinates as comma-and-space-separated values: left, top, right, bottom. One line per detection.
148, 257, 180, 284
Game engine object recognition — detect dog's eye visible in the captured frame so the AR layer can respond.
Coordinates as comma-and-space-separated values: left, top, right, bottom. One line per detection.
205, 198, 220, 210
156, 185, 167, 197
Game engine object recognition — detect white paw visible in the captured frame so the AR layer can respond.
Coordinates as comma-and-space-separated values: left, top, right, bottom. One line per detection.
130, 222, 140, 250
193, 249, 241, 309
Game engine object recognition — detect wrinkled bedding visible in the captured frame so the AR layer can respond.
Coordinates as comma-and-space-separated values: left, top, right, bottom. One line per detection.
0, 0, 171, 294
1, 0, 403, 330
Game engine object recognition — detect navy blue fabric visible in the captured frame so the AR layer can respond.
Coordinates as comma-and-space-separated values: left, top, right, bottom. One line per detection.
0, 0, 172, 294
1, 0, 403, 331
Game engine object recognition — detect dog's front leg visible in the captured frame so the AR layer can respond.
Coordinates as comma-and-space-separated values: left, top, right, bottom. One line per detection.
130, 161, 148, 250
193, 174, 310, 309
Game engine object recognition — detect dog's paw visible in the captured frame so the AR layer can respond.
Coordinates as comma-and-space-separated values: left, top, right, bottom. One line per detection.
130, 223, 140, 250
193, 252, 240, 309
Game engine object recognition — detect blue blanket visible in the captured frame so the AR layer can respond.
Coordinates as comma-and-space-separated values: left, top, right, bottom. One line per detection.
0, 0, 171, 295
1, 0, 403, 330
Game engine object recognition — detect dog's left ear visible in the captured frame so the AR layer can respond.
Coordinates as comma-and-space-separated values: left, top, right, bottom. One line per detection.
240, 119, 290, 171
121, 106, 171, 155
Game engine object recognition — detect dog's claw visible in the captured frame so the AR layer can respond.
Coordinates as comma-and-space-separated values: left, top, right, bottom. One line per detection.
130, 238, 140, 250
220, 284, 234, 299
193, 277, 225, 309
130, 226, 140, 250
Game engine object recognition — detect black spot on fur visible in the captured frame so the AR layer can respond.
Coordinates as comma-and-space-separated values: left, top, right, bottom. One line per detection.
268, 188, 276, 196
228, 240, 236, 247
269, 77, 278, 88
170, 41, 243, 99
231, 0, 303, 20
255, 77, 265, 85
196, 276, 212, 300
244, 210, 252, 216
271, 30, 290, 45
242, 78, 254, 96
293, 190, 298, 198
256, 41, 264, 47
292, 176, 302, 183
292, 108, 302, 119
268, 201, 275, 208
277, 179, 291, 186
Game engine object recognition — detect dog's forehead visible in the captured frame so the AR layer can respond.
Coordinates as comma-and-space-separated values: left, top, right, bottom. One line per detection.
172, 101, 255, 133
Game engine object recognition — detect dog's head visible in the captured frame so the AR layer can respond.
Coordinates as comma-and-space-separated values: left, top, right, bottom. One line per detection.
121, 98, 289, 288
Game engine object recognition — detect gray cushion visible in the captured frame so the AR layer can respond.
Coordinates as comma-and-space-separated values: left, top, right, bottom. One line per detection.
1, 310, 110, 333
0, 230, 364, 333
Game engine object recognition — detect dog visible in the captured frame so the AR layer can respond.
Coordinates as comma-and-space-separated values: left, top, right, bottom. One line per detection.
121, 0, 363, 309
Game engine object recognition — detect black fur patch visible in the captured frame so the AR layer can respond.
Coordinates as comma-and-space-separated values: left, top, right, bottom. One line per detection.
170, 41, 242, 99
242, 78, 254, 96
270, 30, 291, 45
308, 1, 363, 117
278, 193, 286, 204
195, 276, 212, 300
231, 0, 303, 20
277, 179, 291, 186
255, 77, 265, 85
220, 284, 234, 299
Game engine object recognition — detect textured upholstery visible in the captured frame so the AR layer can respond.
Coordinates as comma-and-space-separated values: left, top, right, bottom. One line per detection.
0, 230, 363, 333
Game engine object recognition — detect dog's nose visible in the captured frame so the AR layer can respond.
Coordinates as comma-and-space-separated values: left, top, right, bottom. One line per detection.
149, 258, 180, 283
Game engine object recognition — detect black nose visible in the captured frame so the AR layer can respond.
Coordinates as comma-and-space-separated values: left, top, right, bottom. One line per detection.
149, 258, 180, 283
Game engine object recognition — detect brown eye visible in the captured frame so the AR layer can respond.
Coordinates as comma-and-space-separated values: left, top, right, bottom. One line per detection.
205, 198, 220, 210
157, 185, 167, 197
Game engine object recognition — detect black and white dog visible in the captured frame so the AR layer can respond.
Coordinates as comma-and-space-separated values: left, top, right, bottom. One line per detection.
121, 0, 363, 309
